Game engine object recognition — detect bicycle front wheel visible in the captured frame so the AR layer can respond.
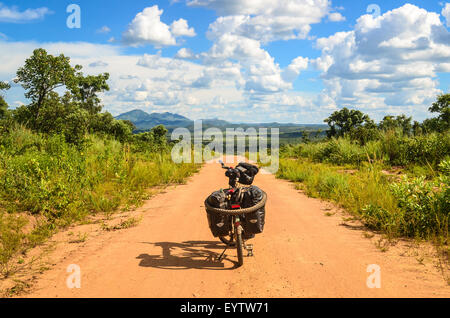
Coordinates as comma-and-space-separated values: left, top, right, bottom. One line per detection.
219, 234, 236, 247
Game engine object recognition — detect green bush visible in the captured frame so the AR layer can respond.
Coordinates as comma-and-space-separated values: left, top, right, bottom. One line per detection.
390, 174, 449, 239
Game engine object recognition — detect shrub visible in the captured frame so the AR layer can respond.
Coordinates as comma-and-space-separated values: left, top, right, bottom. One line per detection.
390, 175, 448, 239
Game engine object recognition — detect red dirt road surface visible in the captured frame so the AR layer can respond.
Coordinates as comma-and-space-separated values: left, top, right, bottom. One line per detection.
19, 158, 450, 298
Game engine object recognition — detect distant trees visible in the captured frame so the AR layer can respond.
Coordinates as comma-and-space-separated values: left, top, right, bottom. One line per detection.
132, 124, 168, 152
379, 114, 412, 136
324, 94, 449, 145
324, 107, 375, 138
323, 107, 378, 144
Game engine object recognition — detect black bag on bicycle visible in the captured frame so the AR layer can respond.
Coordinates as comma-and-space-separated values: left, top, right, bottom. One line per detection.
205, 190, 232, 237
241, 185, 266, 234
235, 162, 259, 185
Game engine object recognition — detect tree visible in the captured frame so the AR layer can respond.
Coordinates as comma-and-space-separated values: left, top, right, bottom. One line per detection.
72, 73, 110, 114
132, 124, 168, 152
0, 96, 8, 119
428, 93, 449, 132
109, 120, 133, 143
412, 120, 422, 136
379, 114, 412, 136
0, 81, 11, 120
0, 81, 10, 92
324, 107, 375, 138
151, 124, 168, 147
300, 129, 311, 143
14, 48, 81, 122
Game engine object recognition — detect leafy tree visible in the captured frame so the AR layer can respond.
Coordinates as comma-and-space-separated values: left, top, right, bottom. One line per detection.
89, 111, 114, 134
151, 124, 168, 147
14, 48, 81, 123
0, 81, 10, 92
132, 125, 168, 152
324, 107, 375, 139
72, 73, 110, 114
428, 93, 449, 132
121, 120, 136, 132
300, 129, 311, 143
379, 114, 412, 136
0, 81, 11, 124
15, 91, 88, 145
109, 120, 133, 143
0, 96, 8, 119
412, 120, 422, 136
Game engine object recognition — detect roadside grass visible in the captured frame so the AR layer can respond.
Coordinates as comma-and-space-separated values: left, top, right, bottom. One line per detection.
0, 126, 199, 276
276, 158, 449, 244
282, 131, 450, 168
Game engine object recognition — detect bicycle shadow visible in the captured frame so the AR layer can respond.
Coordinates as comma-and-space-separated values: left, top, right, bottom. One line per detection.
136, 241, 238, 270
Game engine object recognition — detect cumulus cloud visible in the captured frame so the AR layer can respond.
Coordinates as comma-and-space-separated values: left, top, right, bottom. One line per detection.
201, 0, 332, 43
313, 4, 450, 117
122, 5, 195, 47
170, 18, 196, 37
202, 34, 293, 92
0, 3, 52, 23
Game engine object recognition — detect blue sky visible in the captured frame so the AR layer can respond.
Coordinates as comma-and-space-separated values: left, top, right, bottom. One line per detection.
0, 0, 449, 123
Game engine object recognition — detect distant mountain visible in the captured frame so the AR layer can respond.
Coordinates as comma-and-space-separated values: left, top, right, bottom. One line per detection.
115, 109, 327, 133
116, 109, 192, 130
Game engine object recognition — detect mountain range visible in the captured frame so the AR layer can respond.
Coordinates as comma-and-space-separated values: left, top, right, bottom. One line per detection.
115, 109, 327, 133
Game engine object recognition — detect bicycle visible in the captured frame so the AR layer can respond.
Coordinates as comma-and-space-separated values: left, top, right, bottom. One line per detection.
204, 160, 267, 267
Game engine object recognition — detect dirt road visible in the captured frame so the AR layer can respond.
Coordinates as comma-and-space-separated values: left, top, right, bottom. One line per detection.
20, 158, 449, 297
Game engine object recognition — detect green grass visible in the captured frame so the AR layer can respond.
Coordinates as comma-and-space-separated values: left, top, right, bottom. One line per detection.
282, 130, 450, 168
277, 158, 449, 242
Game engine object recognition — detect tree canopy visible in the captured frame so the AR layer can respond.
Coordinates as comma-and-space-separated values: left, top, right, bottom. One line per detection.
324, 107, 375, 138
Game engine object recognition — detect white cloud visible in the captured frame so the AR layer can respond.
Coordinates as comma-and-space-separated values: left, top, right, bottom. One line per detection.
0, 3, 52, 23
442, 3, 450, 27
203, 34, 292, 92
282, 56, 309, 82
122, 5, 195, 47
313, 4, 450, 119
170, 18, 196, 37
328, 12, 346, 22
202, 0, 332, 43
175, 48, 195, 59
